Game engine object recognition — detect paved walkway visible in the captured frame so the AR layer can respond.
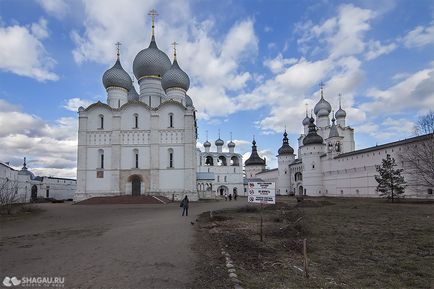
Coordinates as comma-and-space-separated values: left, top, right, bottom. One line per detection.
0, 199, 245, 289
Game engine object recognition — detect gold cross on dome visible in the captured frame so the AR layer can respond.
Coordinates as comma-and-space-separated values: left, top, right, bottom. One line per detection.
115, 42, 121, 59
148, 9, 159, 36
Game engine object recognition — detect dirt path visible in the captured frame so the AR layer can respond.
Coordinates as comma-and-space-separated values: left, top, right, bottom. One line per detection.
0, 199, 245, 289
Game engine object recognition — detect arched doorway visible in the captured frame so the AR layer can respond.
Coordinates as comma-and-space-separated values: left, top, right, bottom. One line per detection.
217, 185, 228, 196
31, 185, 38, 202
298, 185, 304, 196
128, 175, 142, 196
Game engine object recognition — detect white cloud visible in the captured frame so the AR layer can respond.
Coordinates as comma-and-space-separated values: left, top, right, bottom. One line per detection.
0, 19, 58, 81
70, 0, 258, 121
0, 99, 77, 178
263, 54, 298, 74
362, 64, 434, 115
64, 98, 94, 112
403, 21, 434, 48
365, 40, 397, 60
36, 0, 69, 18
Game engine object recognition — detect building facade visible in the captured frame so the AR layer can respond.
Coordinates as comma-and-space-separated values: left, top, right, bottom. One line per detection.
255, 87, 434, 198
75, 23, 197, 202
0, 158, 76, 202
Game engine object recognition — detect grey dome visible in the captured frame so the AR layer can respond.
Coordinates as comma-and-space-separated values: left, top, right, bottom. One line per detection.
317, 108, 329, 117
245, 139, 266, 166
228, 141, 235, 148
215, 138, 224, 146
185, 95, 193, 107
102, 59, 132, 90
161, 59, 190, 91
314, 96, 331, 116
335, 107, 346, 118
329, 118, 340, 138
302, 115, 310, 126
133, 36, 171, 80
278, 131, 294, 155
303, 117, 324, 145
203, 140, 211, 147
127, 84, 140, 101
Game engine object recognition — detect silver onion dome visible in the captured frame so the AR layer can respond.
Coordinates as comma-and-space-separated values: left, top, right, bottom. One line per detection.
302, 115, 310, 126
314, 96, 331, 116
185, 95, 193, 107
133, 36, 171, 80
215, 138, 224, 146
228, 140, 236, 148
317, 108, 329, 117
102, 59, 132, 90
203, 140, 211, 147
161, 59, 190, 91
127, 83, 140, 101
335, 107, 346, 118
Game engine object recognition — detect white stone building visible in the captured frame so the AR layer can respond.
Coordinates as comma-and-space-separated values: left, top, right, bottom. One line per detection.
255, 87, 434, 199
0, 158, 76, 202
196, 136, 243, 199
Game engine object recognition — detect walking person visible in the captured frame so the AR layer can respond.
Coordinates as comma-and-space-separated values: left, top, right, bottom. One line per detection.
180, 196, 189, 216
228, 193, 232, 201
224, 192, 228, 201
234, 191, 237, 201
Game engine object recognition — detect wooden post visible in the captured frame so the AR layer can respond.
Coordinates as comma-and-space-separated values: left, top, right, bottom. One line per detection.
303, 238, 309, 278
260, 203, 263, 242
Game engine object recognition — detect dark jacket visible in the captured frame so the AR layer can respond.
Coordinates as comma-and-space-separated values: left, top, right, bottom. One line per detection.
181, 198, 189, 208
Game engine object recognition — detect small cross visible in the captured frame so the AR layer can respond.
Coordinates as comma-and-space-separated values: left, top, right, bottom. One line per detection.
148, 9, 159, 35
171, 41, 178, 59
115, 42, 122, 58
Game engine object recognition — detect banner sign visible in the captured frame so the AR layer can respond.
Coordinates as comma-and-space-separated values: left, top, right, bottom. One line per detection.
247, 182, 276, 204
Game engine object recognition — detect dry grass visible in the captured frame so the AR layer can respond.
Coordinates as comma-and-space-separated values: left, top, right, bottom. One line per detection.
192, 197, 434, 289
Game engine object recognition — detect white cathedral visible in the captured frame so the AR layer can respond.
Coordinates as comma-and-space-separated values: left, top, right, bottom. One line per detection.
74, 15, 243, 202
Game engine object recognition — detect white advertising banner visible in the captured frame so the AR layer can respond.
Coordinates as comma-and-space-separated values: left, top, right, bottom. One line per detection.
247, 182, 276, 204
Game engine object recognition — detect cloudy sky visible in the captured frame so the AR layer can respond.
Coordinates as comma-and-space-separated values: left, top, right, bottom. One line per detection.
0, 0, 433, 178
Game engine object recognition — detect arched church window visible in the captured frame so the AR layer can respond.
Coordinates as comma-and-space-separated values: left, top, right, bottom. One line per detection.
230, 156, 239, 166
217, 156, 227, 166
134, 114, 139, 129
98, 149, 104, 169
312, 162, 315, 169
169, 113, 174, 128
133, 149, 139, 168
205, 156, 213, 166
168, 148, 174, 168
99, 115, 104, 129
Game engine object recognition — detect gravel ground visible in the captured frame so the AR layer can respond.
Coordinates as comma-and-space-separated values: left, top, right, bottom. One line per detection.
0, 199, 245, 289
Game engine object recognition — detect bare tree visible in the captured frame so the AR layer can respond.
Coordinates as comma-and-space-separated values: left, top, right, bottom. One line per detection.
0, 178, 19, 214
398, 112, 434, 192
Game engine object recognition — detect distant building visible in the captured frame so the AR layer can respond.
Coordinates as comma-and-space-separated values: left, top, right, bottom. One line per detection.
196, 136, 243, 198
0, 158, 76, 202
252, 87, 433, 198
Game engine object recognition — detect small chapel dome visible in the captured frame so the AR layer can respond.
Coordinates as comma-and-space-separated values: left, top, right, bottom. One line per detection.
78, 106, 85, 112
303, 117, 324, 145
203, 140, 211, 147
127, 83, 140, 101
185, 95, 193, 107
314, 97, 331, 116
215, 138, 224, 146
302, 115, 310, 126
133, 36, 171, 80
278, 131, 294, 155
161, 59, 190, 91
328, 118, 340, 138
335, 107, 347, 118
228, 141, 236, 148
102, 59, 132, 90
